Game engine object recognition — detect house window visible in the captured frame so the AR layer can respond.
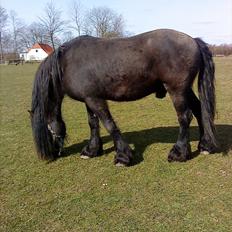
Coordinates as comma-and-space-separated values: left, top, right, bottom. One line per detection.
36, 49, 38, 52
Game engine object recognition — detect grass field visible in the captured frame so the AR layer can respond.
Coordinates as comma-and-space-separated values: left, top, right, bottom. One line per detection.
1, 57, 232, 232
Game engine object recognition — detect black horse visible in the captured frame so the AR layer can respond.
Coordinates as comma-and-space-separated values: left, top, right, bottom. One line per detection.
30, 29, 218, 166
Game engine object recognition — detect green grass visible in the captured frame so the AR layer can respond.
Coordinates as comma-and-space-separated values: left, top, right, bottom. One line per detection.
1, 57, 232, 232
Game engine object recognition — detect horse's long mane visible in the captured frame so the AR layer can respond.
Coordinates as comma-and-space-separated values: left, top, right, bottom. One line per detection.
31, 50, 63, 160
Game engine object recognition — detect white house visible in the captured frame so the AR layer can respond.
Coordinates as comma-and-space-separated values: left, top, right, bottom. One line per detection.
20, 43, 53, 61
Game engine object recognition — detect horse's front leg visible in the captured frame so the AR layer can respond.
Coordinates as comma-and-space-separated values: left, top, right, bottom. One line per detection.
80, 105, 103, 159
85, 98, 133, 166
168, 93, 193, 162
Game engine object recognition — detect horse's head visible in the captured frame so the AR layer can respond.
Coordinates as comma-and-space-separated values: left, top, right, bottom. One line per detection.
47, 119, 66, 157
30, 106, 66, 160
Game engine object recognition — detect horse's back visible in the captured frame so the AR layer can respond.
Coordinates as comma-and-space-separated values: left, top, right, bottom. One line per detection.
60, 29, 200, 101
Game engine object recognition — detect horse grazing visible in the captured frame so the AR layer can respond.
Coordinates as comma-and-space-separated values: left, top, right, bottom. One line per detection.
30, 29, 218, 166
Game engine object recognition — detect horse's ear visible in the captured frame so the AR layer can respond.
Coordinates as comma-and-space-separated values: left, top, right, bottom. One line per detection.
28, 110, 34, 117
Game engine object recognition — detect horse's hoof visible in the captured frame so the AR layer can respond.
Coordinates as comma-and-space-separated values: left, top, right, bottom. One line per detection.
201, 150, 210, 155
168, 151, 188, 162
168, 144, 191, 162
114, 147, 133, 166
168, 156, 187, 162
80, 155, 91, 159
115, 162, 126, 167
168, 156, 175, 162
80, 143, 103, 159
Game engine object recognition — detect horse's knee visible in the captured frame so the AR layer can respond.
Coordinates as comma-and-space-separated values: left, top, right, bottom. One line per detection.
178, 109, 193, 126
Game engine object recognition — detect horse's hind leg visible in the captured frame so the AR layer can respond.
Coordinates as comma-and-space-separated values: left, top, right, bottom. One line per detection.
187, 89, 213, 154
81, 105, 103, 159
168, 92, 193, 162
85, 98, 133, 166
187, 89, 206, 152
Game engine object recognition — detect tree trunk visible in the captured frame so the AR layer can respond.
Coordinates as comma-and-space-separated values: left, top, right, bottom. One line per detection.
50, 33, 55, 50
0, 32, 3, 63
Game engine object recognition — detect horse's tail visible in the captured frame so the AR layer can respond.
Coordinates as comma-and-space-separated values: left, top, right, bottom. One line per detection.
31, 50, 63, 160
195, 38, 218, 151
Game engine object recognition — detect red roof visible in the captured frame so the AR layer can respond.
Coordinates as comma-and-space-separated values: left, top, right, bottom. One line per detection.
28, 43, 54, 54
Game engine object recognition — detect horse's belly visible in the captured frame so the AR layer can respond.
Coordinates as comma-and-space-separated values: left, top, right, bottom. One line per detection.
106, 82, 156, 101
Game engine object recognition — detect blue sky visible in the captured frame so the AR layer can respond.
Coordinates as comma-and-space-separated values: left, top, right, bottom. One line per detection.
1, 0, 232, 44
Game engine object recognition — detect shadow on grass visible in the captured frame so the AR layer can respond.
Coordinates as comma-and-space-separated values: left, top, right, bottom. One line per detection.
62, 124, 232, 165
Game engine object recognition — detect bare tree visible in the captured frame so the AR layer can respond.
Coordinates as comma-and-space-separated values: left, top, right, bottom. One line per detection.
39, 1, 67, 49
1, 9, 29, 56
17, 26, 31, 50
84, 7, 125, 38
28, 22, 47, 45
9, 10, 26, 54
1, 32, 11, 54
69, 0, 83, 36
209, 44, 232, 56
9, 10, 18, 53
61, 31, 75, 43
0, 6, 8, 62
111, 14, 124, 37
